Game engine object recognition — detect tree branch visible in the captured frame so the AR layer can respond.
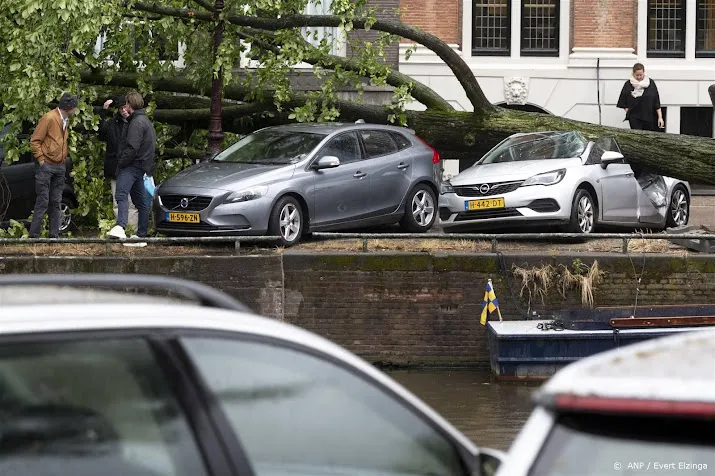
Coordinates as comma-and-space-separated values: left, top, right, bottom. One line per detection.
242, 28, 453, 110
131, 2, 491, 112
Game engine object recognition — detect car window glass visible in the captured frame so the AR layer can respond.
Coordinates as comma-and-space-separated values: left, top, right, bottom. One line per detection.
213, 130, 326, 165
528, 412, 715, 476
480, 132, 588, 164
587, 137, 623, 166
359, 130, 399, 158
320, 133, 361, 164
182, 337, 467, 476
390, 132, 412, 151
0, 338, 208, 476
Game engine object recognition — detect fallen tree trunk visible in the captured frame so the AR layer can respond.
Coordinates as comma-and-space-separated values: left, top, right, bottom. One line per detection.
80, 72, 715, 184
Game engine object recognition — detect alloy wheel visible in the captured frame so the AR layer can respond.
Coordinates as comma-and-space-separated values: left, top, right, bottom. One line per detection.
577, 195, 594, 233
279, 203, 301, 242
412, 190, 435, 227
670, 189, 688, 226
59, 202, 72, 232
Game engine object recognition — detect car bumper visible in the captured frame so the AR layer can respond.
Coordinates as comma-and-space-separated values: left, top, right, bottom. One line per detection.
438, 186, 572, 230
153, 188, 272, 236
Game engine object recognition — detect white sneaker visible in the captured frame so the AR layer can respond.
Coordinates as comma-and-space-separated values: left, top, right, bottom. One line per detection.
107, 225, 127, 240
123, 234, 148, 248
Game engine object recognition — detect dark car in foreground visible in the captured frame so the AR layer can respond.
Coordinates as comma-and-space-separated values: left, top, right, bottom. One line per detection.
0, 124, 76, 232
0, 273, 506, 476
153, 123, 443, 246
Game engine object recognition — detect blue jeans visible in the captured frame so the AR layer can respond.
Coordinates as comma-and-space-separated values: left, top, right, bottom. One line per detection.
115, 166, 149, 237
29, 162, 66, 238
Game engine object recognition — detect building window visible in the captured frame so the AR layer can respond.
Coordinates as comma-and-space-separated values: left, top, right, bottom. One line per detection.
472, 1, 511, 56
647, 0, 686, 58
521, 0, 559, 56
696, 0, 715, 57
681, 107, 714, 137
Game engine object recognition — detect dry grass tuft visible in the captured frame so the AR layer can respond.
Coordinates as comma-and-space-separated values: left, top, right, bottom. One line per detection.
512, 264, 555, 305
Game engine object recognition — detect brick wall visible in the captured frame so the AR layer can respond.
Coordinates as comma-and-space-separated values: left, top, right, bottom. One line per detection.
398, 0, 461, 45
348, 0, 401, 67
4, 252, 715, 366
572, 0, 637, 49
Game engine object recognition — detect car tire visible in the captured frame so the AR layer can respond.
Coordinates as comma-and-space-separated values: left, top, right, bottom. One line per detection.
400, 184, 437, 233
666, 185, 689, 228
268, 196, 304, 247
567, 188, 597, 234
59, 196, 75, 233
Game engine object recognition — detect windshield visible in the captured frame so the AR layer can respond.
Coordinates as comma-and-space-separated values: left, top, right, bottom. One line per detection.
213, 129, 327, 165
478, 132, 588, 165
528, 412, 715, 476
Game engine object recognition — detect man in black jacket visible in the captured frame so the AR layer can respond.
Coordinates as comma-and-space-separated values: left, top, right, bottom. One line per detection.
107, 91, 155, 240
98, 95, 138, 230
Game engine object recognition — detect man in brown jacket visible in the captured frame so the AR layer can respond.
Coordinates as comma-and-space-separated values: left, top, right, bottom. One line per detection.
28, 93, 78, 238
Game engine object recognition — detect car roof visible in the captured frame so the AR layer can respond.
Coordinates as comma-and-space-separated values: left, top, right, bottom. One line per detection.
0, 292, 478, 454
537, 328, 715, 403
264, 122, 416, 135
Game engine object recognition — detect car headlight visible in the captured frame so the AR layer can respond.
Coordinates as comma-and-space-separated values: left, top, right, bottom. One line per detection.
225, 185, 269, 203
440, 181, 455, 194
521, 169, 566, 187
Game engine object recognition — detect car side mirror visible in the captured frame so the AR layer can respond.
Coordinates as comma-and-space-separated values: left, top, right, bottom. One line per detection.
313, 156, 340, 170
600, 151, 624, 169
476, 447, 506, 476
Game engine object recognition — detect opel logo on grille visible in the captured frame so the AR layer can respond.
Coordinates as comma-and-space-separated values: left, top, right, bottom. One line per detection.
479, 184, 490, 194
180, 197, 190, 208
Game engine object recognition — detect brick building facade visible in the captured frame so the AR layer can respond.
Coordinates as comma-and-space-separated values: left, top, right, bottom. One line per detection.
398, 1, 715, 178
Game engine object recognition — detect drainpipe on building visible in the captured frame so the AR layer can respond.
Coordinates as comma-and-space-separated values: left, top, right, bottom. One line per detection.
597, 58, 602, 125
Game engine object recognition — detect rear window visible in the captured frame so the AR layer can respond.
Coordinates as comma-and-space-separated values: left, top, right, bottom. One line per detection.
528, 412, 715, 475
390, 132, 412, 150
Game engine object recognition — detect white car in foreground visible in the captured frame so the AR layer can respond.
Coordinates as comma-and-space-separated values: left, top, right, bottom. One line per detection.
0, 274, 504, 476
496, 328, 715, 476
439, 131, 690, 233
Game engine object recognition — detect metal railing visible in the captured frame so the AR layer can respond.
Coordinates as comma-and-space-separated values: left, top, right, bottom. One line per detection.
0, 231, 713, 254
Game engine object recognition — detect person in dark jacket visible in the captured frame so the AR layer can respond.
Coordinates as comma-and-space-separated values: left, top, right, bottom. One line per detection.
98, 95, 138, 230
617, 63, 665, 131
107, 91, 155, 240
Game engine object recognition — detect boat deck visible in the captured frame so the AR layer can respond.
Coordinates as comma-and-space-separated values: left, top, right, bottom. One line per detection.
488, 319, 706, 337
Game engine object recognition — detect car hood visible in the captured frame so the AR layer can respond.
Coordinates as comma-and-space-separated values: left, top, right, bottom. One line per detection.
452, 158, 582, 184
161, 162, 291, 190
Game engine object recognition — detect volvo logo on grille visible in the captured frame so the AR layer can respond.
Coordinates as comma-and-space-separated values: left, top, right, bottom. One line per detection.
180, 197, 190, 209
479, 184, 491, 194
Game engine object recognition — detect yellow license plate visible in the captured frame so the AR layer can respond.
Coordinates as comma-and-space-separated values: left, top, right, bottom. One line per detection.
465, 198, 505, 211
168, 212, 200, 223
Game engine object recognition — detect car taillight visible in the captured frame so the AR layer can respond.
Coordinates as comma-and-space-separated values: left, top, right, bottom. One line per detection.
554, 394, 715, 418
416, 136, 440, 164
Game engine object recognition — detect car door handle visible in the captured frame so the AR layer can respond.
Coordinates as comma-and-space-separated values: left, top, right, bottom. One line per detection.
397, 163, 410, 170
353, 171, 367, 178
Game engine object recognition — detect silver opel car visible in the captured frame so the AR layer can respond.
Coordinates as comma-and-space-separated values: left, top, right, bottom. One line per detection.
154, 123, 442, 245
439, 131, 690, 233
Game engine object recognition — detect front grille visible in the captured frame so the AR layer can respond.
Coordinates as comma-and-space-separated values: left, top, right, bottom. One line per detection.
454, 181, 523, 197
160, 195, 213, 212
455, 208, 523, 221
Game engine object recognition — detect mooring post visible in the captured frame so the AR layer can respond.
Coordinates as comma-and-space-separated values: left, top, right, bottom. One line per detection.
362, 238, 368, 252
491, 238, 498, 253
622, 238, 629, 254
234, 239, 240, 251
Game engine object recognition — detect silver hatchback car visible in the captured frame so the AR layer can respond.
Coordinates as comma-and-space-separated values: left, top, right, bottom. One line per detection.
154, 123, 443, 245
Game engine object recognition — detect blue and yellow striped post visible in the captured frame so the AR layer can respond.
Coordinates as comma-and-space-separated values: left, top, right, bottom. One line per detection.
480, 278, 503, 325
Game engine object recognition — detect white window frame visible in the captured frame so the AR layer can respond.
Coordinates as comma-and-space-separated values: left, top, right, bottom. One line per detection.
461, 0, 571, 64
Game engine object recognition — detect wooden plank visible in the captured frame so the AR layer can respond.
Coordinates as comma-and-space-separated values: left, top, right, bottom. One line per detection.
610, 316, 715, 328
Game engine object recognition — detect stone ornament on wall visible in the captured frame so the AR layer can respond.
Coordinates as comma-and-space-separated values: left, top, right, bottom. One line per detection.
504, 77, 529, 105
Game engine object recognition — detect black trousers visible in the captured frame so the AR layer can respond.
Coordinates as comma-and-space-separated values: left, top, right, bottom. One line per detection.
29, 162, 66, 238
629, 117, 661, 131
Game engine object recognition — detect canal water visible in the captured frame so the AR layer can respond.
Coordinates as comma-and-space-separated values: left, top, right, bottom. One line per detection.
386, 368, 538, 452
